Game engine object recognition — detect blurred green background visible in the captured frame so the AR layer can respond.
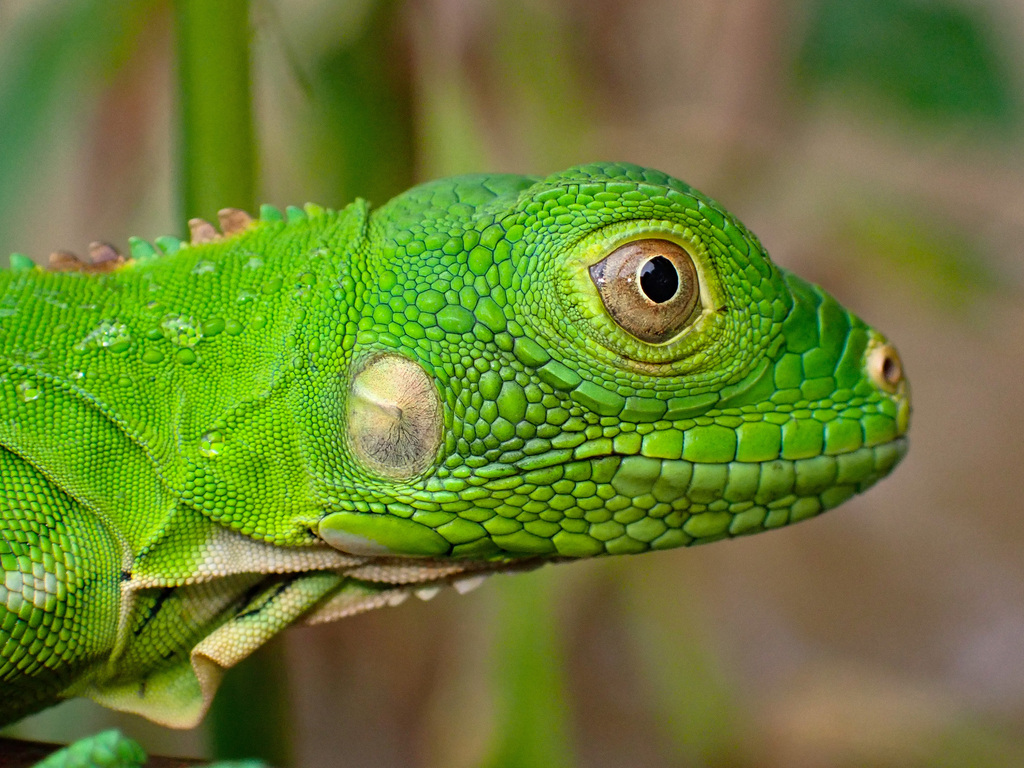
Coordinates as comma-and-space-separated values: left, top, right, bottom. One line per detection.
1, 0, 1023, 765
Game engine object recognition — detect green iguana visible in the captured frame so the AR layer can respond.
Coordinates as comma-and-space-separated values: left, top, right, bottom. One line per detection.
0, 163, 909, 766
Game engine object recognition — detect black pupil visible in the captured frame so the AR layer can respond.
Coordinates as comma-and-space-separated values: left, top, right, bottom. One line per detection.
639, 256, 678, 303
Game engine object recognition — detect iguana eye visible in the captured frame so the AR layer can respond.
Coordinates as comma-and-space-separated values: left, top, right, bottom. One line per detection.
588, 239, 700, 343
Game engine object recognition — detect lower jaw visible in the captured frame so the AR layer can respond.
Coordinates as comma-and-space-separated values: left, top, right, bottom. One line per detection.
457, 436, 909, 558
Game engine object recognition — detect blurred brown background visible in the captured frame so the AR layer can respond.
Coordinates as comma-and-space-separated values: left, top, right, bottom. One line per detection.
1, 0, 1023, 765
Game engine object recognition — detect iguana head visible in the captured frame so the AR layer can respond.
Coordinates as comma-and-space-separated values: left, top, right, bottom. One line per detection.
317, 162, 910, 560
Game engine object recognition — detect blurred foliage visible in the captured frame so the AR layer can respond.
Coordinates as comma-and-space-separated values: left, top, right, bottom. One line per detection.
295, 0, 416, 207
795, 0, 1017, 126
484, 1, 595, 170
0, 0, 161, 234
841, 207, 1003, 316
483, 572, 575, 768
621, 561, 755, 768
208, 639, 293, 766
174, 0, 257, 222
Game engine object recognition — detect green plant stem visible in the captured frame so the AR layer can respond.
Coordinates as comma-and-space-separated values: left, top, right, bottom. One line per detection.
485, 571, 575, 768
173, 0, 257, 222
172, 2, 288, 765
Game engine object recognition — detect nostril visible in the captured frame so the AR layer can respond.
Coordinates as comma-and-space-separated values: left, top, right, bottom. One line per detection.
881, 354, 901, 386
868, 342, 904, 392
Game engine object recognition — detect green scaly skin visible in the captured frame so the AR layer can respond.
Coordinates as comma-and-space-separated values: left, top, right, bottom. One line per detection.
0, 163, 909, 767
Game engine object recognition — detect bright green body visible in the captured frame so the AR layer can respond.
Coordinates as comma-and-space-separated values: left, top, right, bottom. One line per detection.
0, 163, 909, 746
